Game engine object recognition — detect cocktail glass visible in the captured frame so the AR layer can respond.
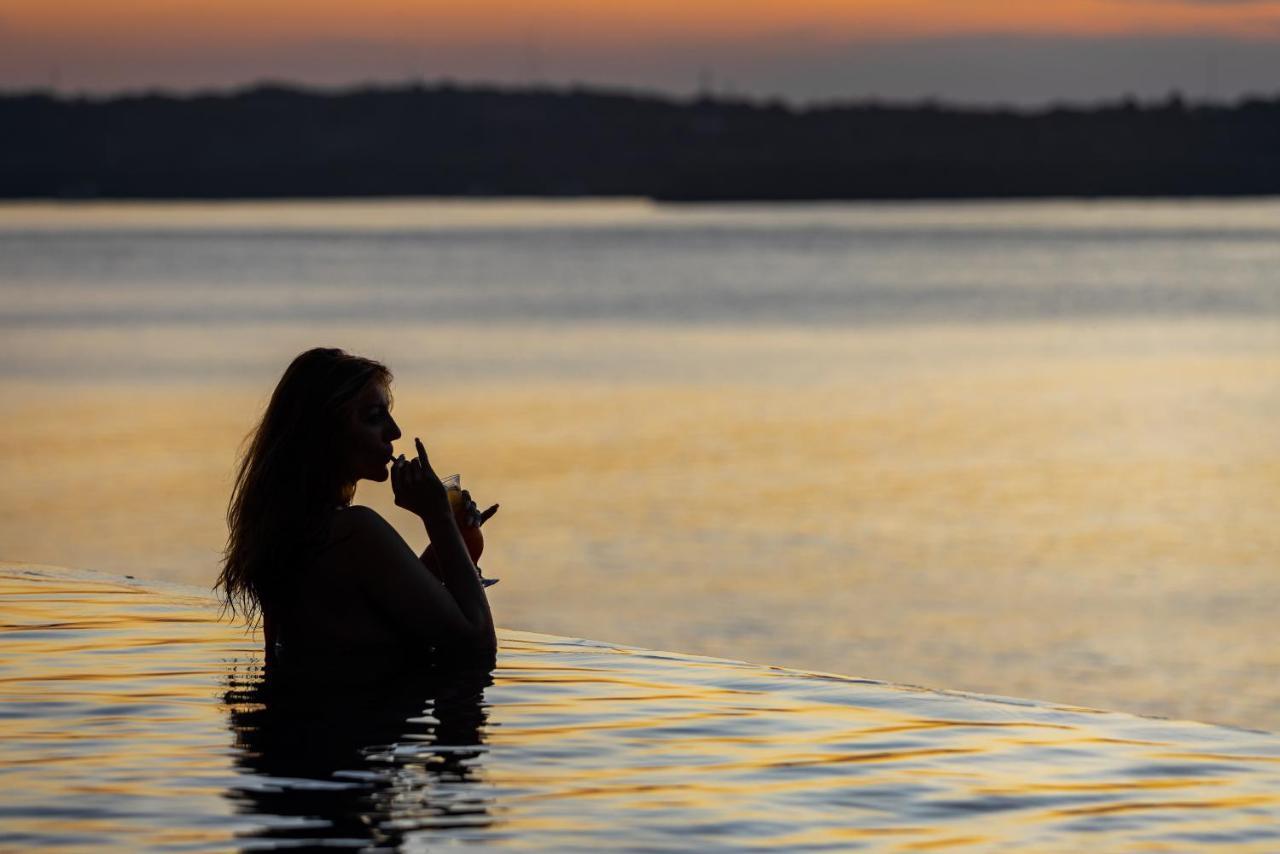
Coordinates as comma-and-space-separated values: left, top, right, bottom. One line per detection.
441, 474, 498, 587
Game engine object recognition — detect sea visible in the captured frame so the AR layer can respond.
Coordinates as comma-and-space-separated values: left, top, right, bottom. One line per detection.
1, 198, 1276, 731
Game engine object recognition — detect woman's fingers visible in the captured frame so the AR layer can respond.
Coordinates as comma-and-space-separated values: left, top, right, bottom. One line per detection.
414, 437, 434, 476
479, 504, 500, 525
396, 455, 418, 487
456, 489, 479, 526
390, 455, 404, 493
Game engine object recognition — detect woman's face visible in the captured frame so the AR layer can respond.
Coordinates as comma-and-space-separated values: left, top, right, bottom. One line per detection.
343, 381, 401, 484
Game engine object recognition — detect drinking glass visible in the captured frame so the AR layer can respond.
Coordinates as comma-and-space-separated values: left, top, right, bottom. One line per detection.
441, 474, 498, 587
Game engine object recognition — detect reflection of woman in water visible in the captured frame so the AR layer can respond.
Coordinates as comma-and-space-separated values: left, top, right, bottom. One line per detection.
224, 664, 495, 846
215, 348, 498, 680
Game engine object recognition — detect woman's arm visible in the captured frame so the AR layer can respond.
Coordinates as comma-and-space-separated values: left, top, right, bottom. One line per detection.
415, 494, 497, 652
343, 505, 495, 654
419, 544, 444, 584
389, 437, 496, 652
418, 498, 497, 582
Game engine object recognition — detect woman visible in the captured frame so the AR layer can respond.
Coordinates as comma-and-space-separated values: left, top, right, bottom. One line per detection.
215, 348, 498, 679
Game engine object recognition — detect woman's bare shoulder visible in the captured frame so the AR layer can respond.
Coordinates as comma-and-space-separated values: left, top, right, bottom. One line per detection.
326, 506, 469, 647
333, 504, 429, 568
329, 504, 405, 544
322, 506, 412, 565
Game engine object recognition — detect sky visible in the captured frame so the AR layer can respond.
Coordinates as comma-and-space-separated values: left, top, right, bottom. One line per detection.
2, 0, 1279, 105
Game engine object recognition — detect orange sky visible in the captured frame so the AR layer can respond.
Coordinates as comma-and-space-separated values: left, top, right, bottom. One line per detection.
12, 0, 1280, 46
4, 0, 1279, 102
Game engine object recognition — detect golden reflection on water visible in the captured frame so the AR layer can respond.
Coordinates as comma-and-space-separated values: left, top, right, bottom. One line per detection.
6, 565, 1280, 851
1, 320, 1277, 730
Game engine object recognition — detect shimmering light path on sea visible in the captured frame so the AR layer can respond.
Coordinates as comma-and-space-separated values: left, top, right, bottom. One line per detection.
2, 563, 1277, 851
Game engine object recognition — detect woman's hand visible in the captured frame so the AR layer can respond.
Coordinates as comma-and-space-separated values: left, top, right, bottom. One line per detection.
391, 437, 452, 521
454, 490, 500, 530
452, 490, 499, 563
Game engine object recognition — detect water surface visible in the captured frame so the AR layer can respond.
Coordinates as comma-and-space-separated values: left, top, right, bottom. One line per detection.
1, 199, 1276, 731
3, 563, 1279, 852
3, 198, 1278, 334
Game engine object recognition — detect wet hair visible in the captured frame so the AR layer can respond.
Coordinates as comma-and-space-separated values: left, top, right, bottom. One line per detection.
216, 348, 392, 628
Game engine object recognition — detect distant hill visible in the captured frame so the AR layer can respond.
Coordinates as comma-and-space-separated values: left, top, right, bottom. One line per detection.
2, 84, 1278, 200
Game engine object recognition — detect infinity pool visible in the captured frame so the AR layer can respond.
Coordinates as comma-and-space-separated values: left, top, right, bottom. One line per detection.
2, 562, 1278, 851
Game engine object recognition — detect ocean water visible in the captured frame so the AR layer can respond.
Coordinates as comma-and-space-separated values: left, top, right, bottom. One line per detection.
4, 563, 1280, 852
0, 199, 1277, 731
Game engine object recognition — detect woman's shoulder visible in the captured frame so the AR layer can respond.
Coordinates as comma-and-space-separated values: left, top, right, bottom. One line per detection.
326, 505, 404, 551
333, 503, 387, 529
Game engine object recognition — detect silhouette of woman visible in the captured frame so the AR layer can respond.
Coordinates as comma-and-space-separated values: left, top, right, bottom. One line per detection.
215, 348, 498, 681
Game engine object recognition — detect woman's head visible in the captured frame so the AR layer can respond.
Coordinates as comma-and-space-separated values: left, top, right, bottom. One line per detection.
216, 348, 398, 625
340, 371, 402, 486
263, 347, 400, 494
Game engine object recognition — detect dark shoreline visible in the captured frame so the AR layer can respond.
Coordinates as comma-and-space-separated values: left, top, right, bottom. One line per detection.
3, 83, 1278, 201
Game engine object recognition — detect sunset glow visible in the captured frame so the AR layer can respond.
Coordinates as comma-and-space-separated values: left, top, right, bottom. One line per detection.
5, 0, 1279, 102
13, 0, 1280, 45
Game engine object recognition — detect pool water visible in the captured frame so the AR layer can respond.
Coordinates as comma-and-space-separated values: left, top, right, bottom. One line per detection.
2, 562, 1278, 851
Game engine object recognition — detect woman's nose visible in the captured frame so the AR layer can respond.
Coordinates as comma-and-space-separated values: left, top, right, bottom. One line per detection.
386, 415, 402, 442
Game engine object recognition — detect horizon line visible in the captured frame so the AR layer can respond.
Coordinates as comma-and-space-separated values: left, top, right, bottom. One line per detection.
3, 76, 1275, 114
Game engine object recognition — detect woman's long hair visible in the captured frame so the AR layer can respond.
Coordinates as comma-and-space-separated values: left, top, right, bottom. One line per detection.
216, 348, 392, 628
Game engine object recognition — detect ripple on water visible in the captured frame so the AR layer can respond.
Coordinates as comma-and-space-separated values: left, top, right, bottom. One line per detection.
1, 563, 1278, 852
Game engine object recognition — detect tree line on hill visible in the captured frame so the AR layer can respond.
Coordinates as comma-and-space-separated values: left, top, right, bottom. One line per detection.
1, 83, 1277, 200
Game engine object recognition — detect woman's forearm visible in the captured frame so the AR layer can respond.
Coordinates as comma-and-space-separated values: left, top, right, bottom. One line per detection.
421, 512, 496, 650
419, 544, 445, 584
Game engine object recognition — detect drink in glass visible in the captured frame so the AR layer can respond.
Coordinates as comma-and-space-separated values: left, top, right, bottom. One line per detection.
440, 474, 498, 587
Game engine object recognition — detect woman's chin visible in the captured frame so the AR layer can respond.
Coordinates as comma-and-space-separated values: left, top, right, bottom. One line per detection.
369, 466, 391, 482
